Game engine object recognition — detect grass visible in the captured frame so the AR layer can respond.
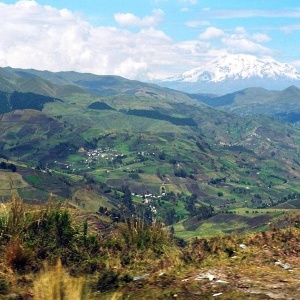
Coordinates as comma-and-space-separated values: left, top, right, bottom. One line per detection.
0, 172, 29, 196
71, 189, 115, 211
173, 200, 189, 219
3, 103, 300, 248
132, 195, 144, 203
172, 208, 291, 239
231, 207, 295, 215
219, 158, 238, 169
33, 260, 89, 300
0, 195, 300, 299
24, 175, 43, 185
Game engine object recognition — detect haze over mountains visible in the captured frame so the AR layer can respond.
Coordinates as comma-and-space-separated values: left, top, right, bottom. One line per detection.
161, 54, 300, 94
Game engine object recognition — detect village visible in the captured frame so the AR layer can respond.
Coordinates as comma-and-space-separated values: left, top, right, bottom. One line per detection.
49, 146, 159, 174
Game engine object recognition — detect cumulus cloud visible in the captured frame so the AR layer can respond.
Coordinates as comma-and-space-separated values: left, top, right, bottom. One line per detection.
198, 27, 225, 40
197, 25, 273, 56
0, 1, 276, 80
114, 9, 164, 27
0, 1, 219, 80
227, 28, 272, 54
0, 1, 173, 79
222, 38, 272, 55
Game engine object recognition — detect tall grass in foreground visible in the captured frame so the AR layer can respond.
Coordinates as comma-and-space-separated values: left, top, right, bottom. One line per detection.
33, 260, 89, 300
103, 217, 182, 273
0, 194, 27, 238
118, 218, 171, 251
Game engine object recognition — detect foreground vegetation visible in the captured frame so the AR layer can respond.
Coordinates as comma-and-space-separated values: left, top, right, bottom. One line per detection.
0, 195, 299, 299
1, 68, 300, 299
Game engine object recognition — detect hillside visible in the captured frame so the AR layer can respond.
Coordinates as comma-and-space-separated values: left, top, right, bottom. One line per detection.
1, 67, 300, 238
0, 196, 300, 299
188, 85, 300, 125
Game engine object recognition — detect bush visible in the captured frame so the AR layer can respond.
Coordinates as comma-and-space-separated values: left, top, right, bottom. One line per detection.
0, 276, 9, 295
96, 269, 120, 292
95, 270, 133, 292
5, 237, 32, 272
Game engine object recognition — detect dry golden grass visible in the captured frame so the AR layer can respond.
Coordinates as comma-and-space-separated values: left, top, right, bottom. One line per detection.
33, 260, 89, 300
0, 194, 299, 299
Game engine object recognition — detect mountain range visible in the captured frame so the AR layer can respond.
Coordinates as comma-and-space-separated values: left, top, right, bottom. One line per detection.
2, 66, 300, 237
1, 60, 300, 299
161, 54, 300, 94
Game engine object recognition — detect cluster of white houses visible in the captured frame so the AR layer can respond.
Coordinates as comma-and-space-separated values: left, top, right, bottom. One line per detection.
131, 191, 168, 215
84, 148, 125, 162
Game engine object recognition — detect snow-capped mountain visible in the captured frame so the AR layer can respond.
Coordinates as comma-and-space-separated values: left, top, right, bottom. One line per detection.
161, 54, 300, 94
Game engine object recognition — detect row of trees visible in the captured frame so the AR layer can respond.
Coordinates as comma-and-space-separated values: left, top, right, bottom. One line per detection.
0, 161, 17, 172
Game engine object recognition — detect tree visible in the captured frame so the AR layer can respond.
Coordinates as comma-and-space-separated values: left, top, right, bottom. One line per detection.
121, 185, 135, 214
195, 205, 214, 221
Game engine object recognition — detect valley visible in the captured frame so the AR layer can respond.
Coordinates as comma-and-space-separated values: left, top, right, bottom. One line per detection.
1, 67, 300, 239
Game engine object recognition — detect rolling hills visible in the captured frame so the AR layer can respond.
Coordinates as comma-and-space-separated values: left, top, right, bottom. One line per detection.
188, 85, 300, 126
1, 67, 300, 237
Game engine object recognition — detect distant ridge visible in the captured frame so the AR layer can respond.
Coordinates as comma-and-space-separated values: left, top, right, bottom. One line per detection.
189, 85, 300, 124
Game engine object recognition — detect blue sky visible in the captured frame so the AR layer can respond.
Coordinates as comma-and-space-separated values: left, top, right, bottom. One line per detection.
0, 0, 300, 80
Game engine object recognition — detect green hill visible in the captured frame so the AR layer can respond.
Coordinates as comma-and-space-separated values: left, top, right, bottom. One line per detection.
1, 67, 300, 238
189, 85, 300, 125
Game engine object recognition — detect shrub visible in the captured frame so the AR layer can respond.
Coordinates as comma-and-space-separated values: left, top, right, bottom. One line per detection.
96, 269, 120, 292
95, 270, 133, 292
5, 237, 32, 272
0, 276, 9, 295
116, 218, 171, 253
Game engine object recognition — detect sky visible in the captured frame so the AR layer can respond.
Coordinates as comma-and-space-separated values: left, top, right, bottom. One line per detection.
0, 0, 300, 81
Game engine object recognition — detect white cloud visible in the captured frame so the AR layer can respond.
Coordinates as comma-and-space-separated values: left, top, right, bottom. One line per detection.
115, 58, 148, 79
235, 27, 247, 35
202, 8, 300, 19
198, 27, 225, 40
179, 0, 198, 4
0, 2, 173, 79
252, 33, 271, 43
222, 38, 272, 55
291, 60, 300, 71
0, 1, 277, 80
114, 9, 164, 27
185, 20, 210, 28
225, 28, 272, 53
280, 23, 300, 34
198, 26, 273, 56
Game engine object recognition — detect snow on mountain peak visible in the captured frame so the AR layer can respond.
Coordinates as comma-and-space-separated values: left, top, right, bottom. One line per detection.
171, 54, 300, 83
